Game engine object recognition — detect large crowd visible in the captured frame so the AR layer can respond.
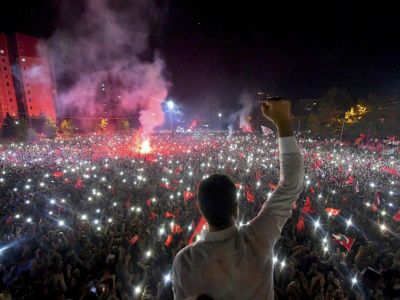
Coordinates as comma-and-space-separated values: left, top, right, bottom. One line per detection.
0, 132, 399, 300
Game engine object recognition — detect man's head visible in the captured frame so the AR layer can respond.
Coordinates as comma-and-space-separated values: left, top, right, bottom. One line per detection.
197, 174, 238, 229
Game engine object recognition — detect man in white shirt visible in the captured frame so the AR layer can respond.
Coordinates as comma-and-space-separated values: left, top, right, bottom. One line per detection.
172, 98, 304, 300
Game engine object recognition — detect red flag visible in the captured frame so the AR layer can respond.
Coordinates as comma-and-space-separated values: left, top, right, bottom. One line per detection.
164, 211, 175, 218
255, 171, 262, 181
235, 182, 241, 189
183, 191, 194, 202
74, 177, 84, 189
149, 211, 157, 220
332, 233, 354, 251
346, 176, 354, 185
371, 192, 380, 212
312, 159, 322, 169
171, 224, 183, 234
296, 215, 305, 232
53, 171, 64, 178
392, 210, 400, 222
188, 216, 207, 244
175, 165, 183, 175
302, 196, 316, 214
5, 215, 13, 225
245, 185, 255, 203
129, 235, 139, 245
268, 182, 277, 190
125, 198, 132, 209
146, 199, 151, 207
159, 182, 176, 191
381, 166, 400, 177
164, 234, 173, 247
325, 207, 341, 216
375, 192, 381, 206
309, 187, 315, 194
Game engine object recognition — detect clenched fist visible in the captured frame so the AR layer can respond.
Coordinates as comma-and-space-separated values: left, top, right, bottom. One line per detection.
261, 97, 293, 137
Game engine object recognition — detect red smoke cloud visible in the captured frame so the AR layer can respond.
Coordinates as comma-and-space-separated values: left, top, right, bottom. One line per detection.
48, 0, 169, 134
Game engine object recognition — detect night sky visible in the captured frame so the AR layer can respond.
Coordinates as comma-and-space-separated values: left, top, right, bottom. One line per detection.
1, 0, 400, 107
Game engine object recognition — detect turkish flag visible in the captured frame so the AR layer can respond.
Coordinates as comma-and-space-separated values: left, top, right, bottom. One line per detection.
346, 176, 354, 185
165, 234, 173, 247
325, 207, 341, 216
392, 210, 400, 222
235, 182, 241, 189
371, 192, 380, 212
381, 166, 400, 177
164, 211, 175, 218
302, 196, 316, 214
146, 199, 151, 207
184, 191, 194, 202
245, 185, 255, 203
53, 171, 64, 178
74, 178, 84, 189
296, 215, 305, 232
332, 233, 354, 251
188, 216, 207, 244
149, 211, 157, 220
129, 235, 139, 245
171, 224, 183, 234
5, 215, 13, 225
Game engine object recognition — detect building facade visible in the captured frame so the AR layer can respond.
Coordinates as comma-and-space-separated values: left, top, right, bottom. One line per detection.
0, 32, 56, 126
0, 33, 19, 125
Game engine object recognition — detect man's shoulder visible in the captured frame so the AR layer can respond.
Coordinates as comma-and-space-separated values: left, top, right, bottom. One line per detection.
173, 241, 204, 269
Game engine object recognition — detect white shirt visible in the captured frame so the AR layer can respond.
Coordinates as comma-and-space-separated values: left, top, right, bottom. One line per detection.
172, 136, 304, 300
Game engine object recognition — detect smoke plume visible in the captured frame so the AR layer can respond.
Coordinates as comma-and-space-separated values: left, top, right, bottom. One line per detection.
48, 0, 169, 133
238, 91, 254, 132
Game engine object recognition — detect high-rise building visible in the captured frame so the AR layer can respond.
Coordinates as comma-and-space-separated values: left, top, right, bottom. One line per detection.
15, 32, 56, 120
0, 32, 57, 127
0, 33, 19, 125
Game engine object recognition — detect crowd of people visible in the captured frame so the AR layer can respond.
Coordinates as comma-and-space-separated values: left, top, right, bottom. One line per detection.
0, 131, 399, 300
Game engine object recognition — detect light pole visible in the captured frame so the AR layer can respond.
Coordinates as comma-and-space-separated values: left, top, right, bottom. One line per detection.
167, 100, 174, 134
218, 112, 222, 130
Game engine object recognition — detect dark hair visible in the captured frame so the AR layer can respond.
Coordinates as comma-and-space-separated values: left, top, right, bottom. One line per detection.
197, 174, 237, 228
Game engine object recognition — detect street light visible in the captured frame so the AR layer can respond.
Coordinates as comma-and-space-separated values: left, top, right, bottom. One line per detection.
218, 112, 222, 130
167, 100, 174, 110
167, 100, 175, 133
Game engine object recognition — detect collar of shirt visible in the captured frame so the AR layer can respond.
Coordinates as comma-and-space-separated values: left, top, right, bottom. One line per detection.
200, 224, 239, 242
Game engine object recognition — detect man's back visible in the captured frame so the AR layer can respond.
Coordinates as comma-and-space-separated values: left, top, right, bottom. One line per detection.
173, 224, 276, 300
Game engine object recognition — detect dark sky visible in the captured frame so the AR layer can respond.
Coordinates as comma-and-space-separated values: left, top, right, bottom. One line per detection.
1, 0, 400, 107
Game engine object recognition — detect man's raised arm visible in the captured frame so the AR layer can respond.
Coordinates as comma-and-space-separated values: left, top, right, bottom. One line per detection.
249, 98, 304, 246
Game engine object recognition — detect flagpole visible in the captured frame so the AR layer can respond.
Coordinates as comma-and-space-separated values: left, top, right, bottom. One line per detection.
339, 120, 345, 142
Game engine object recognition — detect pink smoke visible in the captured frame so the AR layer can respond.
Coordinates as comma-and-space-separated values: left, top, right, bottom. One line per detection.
48, 0, 169, 133
238, 91, 254, 132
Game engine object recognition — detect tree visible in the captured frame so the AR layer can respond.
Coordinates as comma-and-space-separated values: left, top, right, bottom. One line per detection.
98, 118, 108, 132
1, 113, 17, 139
60, 119, 74, 137
122, 119, 130, 131
43, 118, 57, 139
16, 118, 29, 141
